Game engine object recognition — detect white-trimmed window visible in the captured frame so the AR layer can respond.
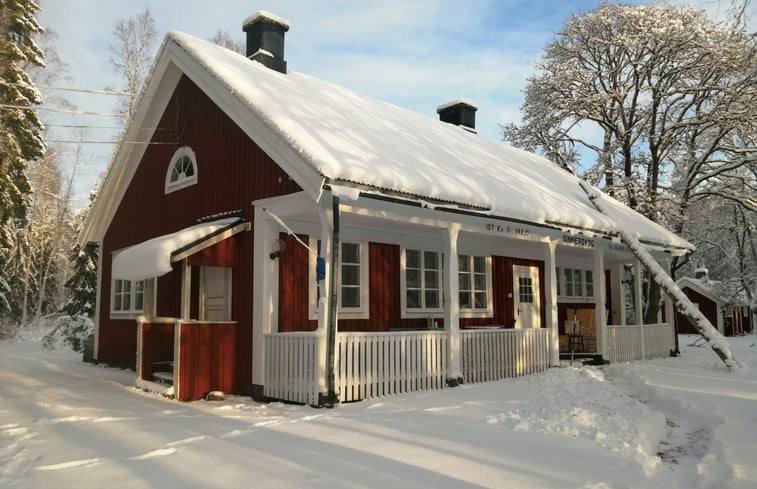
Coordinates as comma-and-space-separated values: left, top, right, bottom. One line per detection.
402, 249, 443, 314
557, 267, 594, 299
165, 146, 198, 193
309, 240, 369, 319
458, 255, 492, 316
112, 279, 145, 315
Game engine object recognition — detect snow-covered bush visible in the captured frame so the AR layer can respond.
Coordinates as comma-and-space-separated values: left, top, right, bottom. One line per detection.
41, 314, 94, 352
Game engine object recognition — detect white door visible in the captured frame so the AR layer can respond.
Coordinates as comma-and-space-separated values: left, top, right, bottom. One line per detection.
201, 267, 231, 321
513, 265, 541, 328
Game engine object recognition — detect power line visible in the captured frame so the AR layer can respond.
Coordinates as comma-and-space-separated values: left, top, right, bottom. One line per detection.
45, 123, 170, 131
46, 140, 176, 145
0, 103, 124, 117
0, 80, 133, 96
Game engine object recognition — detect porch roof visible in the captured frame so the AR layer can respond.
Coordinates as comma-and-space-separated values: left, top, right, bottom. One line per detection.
112, 217, 245, 281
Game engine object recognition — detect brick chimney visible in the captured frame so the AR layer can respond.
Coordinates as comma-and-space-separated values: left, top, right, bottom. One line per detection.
437, 100, 478, 131
242, 11, 289, 74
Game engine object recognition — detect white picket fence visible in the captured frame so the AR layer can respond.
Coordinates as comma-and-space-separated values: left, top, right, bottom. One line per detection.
336, 330, 448, 402
461, 328, 551, 383
606, 323, 674, 363
264, 328, 553, 404
263, 332, 320, 405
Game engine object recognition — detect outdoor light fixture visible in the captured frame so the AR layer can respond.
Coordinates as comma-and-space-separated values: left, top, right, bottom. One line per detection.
269, 238, 286, 260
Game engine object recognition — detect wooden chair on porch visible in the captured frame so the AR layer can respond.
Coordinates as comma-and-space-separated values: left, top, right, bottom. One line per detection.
565, 320, 584, 352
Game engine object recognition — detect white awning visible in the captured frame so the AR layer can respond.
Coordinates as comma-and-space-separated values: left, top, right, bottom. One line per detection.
112, 217, 245, 281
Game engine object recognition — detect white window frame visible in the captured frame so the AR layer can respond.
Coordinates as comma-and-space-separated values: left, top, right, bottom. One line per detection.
556, 266, 595, 301
401, 248, 444, 317
110, 278, 145, 317
308, 240, 370, 320
458, 254, 493, 318
165, 146, 198, 194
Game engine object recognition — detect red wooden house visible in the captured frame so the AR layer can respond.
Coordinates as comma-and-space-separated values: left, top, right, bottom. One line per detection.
677, 272, 754, 337
79, 12, 693, 403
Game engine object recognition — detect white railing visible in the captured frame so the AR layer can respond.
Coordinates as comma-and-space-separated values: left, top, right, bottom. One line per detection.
336, 331, 448, 402
461, 328, 551, 383
606, 323, 674, 363
263, 332, 320, 405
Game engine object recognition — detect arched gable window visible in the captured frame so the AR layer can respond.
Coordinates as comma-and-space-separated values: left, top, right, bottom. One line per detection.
165, 146, 198, 193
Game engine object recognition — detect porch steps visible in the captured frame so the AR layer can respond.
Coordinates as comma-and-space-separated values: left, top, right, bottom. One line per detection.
559, 353, 607, 366
153, 371, 174, 386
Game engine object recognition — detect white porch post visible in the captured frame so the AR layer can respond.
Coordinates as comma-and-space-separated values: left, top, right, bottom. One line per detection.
251, 206, 281, 387
143, 278, 155, 321
180, 259, 190, 320
634, 259, 645, 358
593, 250, 607, 359
316, 206, 334, 398
543, 240, 559, 366
443, 225, 462, 385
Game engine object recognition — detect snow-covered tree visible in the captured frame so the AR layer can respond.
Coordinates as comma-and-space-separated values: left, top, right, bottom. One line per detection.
503, 3, 756, 322
109, 7, 157, 121
0, 0, 45, 323
62, 189, 98, 318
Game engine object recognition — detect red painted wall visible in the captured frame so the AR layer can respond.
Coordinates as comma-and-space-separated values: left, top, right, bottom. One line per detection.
98, 75, 299, 385
676, 287, 718, 334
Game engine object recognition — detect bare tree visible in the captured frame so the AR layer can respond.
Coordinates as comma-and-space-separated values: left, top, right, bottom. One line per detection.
210, 29, 245, 55
503, 3, 756, 322
109, 7, 157, 121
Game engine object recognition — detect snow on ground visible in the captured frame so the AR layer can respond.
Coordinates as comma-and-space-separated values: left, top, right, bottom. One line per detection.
1, 334, 756, 488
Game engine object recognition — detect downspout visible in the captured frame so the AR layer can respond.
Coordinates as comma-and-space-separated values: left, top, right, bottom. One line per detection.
324, 195, 340, 407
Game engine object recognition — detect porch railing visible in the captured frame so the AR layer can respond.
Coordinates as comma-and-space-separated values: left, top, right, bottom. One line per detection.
263, 332, 320, 405
336, 330, 447, 402
461, 328, 551, 383
606, 323, 674, 363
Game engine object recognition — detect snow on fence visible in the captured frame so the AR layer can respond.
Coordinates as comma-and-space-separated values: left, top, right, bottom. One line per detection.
606, 323, 674, 363
336, 331, 447, 402
263, 332, 320, 405
461, 328, 551, 383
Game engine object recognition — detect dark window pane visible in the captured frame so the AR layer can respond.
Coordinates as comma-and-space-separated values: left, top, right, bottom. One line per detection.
425, 291, 439, 308
406, 270, 420, 288
406, 250, 420, 269
459, 291, 472, 308
342, 287, 359, 308
424, 252, 438, 270
458, 255, 470, 272
406, 290, 421, 308
474, 292, 487, 308
425, 270, 438, 288
459, 273, 471, 291
473, 256, 486, 273
342, 243, 359, 264
342, 264, 359, 286
474, 274, 486, 290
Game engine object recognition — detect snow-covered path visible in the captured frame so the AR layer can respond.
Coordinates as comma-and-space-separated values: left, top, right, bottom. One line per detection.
1, 336, 756, 488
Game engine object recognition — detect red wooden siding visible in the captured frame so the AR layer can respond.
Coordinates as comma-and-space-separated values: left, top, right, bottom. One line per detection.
98, 74, 299, 384
177, 322, 237, 401
677, 287, 718, 334
187, 236, 239, 267
276, 240, 547, 332
139, 322, 174, 381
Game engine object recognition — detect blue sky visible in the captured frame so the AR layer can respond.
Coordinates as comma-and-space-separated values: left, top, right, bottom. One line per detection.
35, 0, 750, 207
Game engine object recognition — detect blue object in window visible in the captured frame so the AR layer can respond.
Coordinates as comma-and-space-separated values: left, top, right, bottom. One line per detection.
316, 256, 326, 282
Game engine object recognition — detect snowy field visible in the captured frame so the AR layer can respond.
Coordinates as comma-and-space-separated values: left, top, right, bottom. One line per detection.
1, 334, 756, 489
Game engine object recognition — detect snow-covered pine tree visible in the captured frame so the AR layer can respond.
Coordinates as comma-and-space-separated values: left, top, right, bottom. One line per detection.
0, 0, 46, 323
61, 242, 97, 318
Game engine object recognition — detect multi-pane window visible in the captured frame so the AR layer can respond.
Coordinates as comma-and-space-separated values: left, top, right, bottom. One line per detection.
112, 279, 145, 314
339, 242, 361, 309
405, 249, 442, 310
557, 267, 594, 299
309, 240, 368, 319
518, 276, 534, 303
459, 255, 488, 310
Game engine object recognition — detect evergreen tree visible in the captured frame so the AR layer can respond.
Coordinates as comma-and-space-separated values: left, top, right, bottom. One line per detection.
61, 242, 97, 318
0, 0, 45, 319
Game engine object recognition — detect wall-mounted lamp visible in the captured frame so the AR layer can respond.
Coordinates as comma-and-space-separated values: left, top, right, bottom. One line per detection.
269, 238, 286, 260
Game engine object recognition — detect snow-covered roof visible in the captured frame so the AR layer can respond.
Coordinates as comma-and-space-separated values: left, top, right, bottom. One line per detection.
80, 30, 693, 253
112, 217, 242, 281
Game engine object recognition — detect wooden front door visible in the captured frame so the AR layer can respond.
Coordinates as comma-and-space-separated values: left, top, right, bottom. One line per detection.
200, 267, 231, 321
513, 265, 541, 328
